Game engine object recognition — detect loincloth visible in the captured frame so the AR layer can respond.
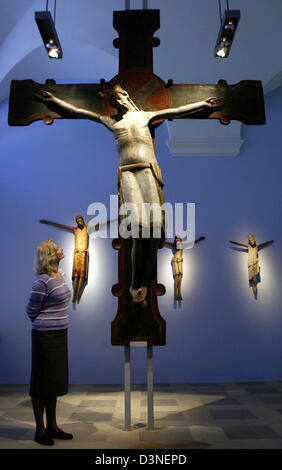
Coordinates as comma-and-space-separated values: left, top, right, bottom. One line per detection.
172, 256, 183, 276
72, 249, 89, 280
248, 260, 259, 280
118, 162, 166, 235
172, 257, 183, 263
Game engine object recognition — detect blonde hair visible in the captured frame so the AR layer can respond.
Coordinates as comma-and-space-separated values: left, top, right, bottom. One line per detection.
33, 238, 59, 275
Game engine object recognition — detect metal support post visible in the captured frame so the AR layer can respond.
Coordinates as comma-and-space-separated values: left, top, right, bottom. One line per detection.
147, 345, 154, 430
124, 345, 131, 430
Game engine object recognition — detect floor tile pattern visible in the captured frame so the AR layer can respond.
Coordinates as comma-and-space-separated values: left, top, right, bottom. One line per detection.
0, 382, 282, 449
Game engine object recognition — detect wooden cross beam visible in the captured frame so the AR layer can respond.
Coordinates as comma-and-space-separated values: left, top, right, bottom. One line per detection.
8, 10, 265, 127
8, 9, 265, 347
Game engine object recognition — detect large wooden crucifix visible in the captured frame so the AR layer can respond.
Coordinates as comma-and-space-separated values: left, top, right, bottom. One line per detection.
8, 9, 265, 346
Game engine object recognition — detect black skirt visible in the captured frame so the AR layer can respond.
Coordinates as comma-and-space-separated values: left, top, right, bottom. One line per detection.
30, 329, 68, 399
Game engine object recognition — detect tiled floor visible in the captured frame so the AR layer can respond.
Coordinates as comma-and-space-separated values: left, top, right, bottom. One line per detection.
0, 382, 282, 449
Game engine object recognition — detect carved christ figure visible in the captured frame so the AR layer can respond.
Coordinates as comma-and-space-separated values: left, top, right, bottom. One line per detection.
164, 236, 205, 300
229, 234, 273, 294
40, 215, 101, 303
37, 85, 222, 304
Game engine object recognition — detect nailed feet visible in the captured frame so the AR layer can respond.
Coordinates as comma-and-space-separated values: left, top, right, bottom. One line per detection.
130, 286, 148, 305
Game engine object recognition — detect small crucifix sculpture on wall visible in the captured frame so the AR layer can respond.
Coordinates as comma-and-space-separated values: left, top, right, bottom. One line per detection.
229, 234, 273, 294
164, 236, 205, 301
40, 216, 110, 303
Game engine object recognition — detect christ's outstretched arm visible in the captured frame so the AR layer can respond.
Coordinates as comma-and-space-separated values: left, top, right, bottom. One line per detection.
35, 91, 114, 130
195, 236, 206, 244
229, 240, 248, 248
148, 97, 223, 124
87, 218, 119, 231
40, 220, 75, 231
178, 236, 206, 248
258, 240, 274, 249
164, 241, 174, 247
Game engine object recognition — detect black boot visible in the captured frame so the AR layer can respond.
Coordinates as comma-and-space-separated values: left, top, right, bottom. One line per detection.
35, 430, 54, 446
46, 428, 73, 440
45, 396, 73, 440
32, 397, 54, 446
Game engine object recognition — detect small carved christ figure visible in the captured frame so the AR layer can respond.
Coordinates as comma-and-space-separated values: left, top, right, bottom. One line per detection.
164, 236, 205, 300
36, 85, 222, 304
229, 234, 274, 294
40, 215, 100, 303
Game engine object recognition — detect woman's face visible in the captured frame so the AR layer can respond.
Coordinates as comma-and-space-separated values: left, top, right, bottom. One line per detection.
54, 243, 64, 260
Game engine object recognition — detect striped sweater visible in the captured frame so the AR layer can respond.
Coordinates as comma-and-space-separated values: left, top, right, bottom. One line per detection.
26, 273, 72, 331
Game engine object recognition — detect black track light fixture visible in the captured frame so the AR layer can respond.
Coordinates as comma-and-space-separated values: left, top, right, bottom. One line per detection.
215, 1, 240, 58
35, 1, 62, 59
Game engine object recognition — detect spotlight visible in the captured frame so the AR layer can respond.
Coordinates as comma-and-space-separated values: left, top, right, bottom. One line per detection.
35, 10, 63, 59
45, 39, 60, 58
224, 21, 235, 32
215, 9, 240, 59
216, 45, 228, 58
